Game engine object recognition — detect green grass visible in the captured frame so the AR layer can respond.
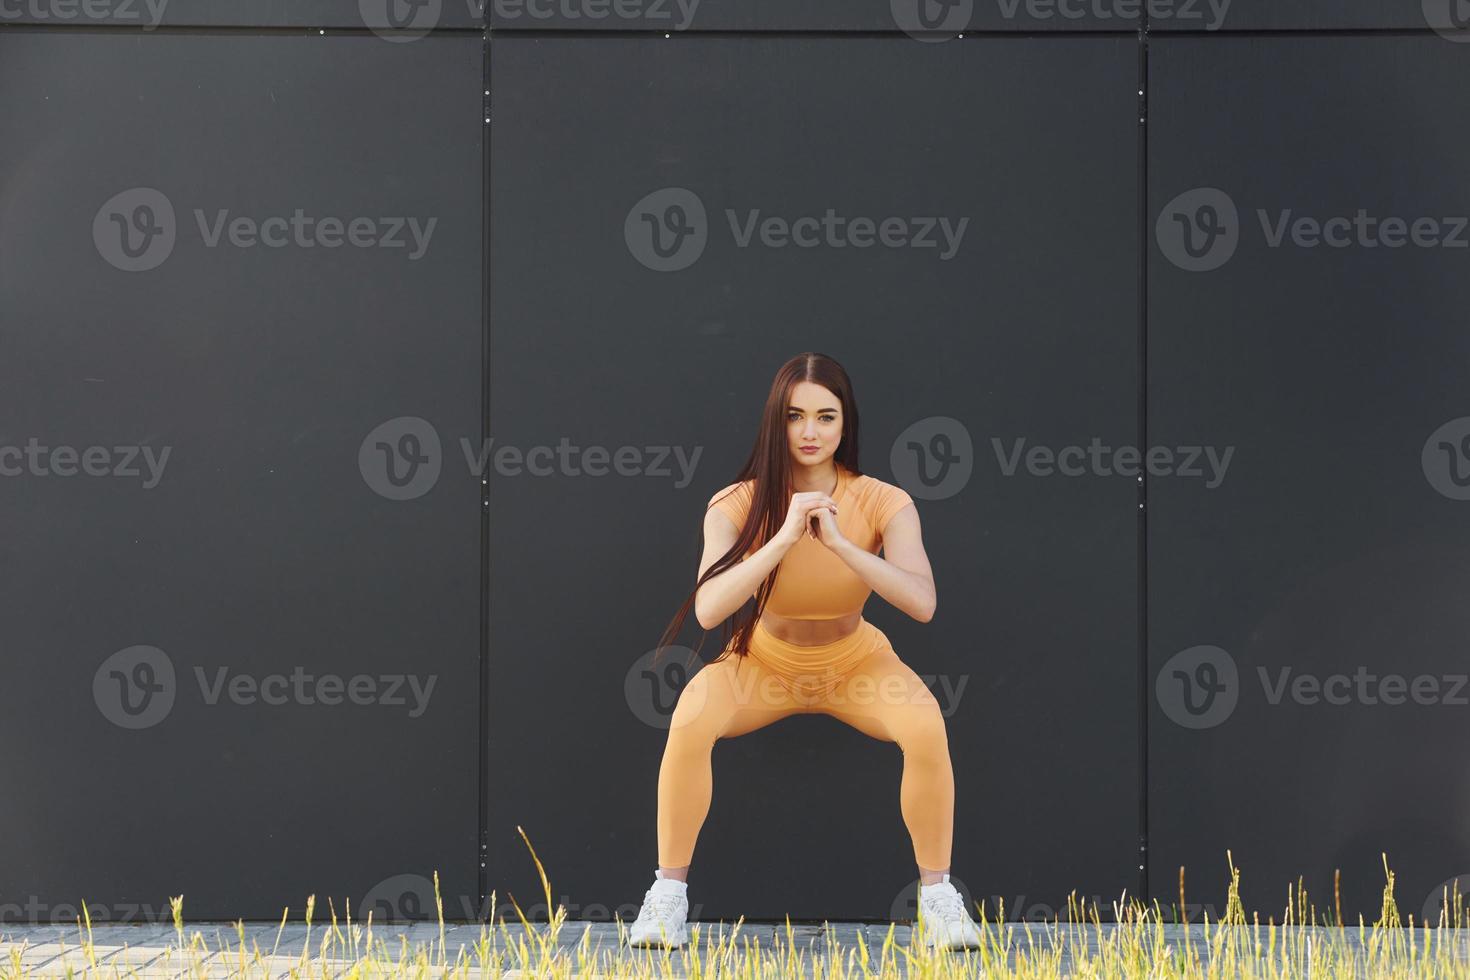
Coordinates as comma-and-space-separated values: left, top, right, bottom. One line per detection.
5, 829, 1469, 978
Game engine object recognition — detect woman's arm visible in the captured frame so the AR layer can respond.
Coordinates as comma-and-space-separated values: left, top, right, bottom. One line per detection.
692, 508, 795, 630
826, 504, 936, 622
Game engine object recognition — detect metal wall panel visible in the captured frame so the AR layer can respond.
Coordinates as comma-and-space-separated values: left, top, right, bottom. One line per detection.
1149, 0, 1442, 32
488, 33, 1141, 922
0, 31, 483, 922
0, 0, 481, 30
488, 0, 1135, 32
483, 0, 1463, 38
7, 0, 1463, 930
1147, 35, 1470, 924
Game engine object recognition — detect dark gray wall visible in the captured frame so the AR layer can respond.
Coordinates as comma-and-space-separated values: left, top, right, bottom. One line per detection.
487, 33, 1141, 924
1148, 0, 1437, 31
487, 0, 1127, 31
0, 30, 483, 922
1147, 33, 1470, 926
0, 0, 482, 28
3, 0, 1468, 927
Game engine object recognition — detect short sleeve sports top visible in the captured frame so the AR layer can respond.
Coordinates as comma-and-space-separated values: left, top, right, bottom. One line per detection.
705, 463, 915, 620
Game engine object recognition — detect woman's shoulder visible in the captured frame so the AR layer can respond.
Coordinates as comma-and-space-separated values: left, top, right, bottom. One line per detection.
849, 468, 904, 497
848, 470, 916, 526
707, 477, 754, 513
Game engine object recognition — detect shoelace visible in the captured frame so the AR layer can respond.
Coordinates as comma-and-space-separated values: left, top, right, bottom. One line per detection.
636, 889, 684, 922
921, 886, 971, 927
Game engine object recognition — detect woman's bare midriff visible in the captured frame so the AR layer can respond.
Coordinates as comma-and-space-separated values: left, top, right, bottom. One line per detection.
757, 610, 863, 646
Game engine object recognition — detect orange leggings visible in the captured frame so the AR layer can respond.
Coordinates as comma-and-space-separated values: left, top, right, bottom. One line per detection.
657, 617, 954, 870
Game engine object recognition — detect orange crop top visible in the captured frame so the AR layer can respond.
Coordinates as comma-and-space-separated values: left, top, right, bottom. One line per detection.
705, 463, 916, 620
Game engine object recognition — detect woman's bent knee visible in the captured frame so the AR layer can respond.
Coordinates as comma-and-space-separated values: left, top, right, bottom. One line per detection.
893, 701, 950, 755
666, 655, 756, 741
667, 667, 721, 741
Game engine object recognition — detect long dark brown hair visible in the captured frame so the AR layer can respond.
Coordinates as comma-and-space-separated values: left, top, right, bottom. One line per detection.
654, 352, 864, 671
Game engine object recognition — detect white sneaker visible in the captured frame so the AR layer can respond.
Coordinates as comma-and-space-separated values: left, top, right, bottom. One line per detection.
915, 875, 984, 950
626, 870, 689, 949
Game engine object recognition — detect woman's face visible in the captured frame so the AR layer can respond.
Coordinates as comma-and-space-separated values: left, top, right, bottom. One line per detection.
786, 381, 843, 469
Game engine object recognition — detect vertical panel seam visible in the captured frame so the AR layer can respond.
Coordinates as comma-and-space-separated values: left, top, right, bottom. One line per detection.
478, 26, 492, 924
1137, 14, 1151, 909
